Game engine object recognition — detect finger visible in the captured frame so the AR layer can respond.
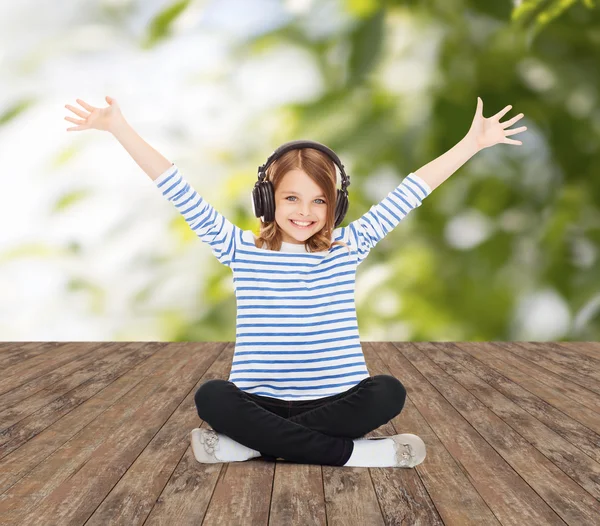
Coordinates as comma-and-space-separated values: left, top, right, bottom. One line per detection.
505, 126, 527, 136
76, 98, 96, 112
501, 113, 524, 129
504, 138, 522, 145
65, 104, 88, 119
65, 116, 86, 125
492, 105, 513, 121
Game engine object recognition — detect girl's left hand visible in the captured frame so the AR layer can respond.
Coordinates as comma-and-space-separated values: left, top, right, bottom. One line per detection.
466, 97, 527, 152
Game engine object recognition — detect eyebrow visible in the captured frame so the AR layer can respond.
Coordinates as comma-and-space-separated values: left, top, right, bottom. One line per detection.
281, 191, 326, 198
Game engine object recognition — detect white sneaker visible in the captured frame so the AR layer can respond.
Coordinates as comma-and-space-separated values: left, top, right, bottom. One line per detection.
390, 433, 426, 468
190, 428, 222, 463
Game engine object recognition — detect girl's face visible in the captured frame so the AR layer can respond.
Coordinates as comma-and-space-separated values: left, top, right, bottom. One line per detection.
274, 169, 329, 244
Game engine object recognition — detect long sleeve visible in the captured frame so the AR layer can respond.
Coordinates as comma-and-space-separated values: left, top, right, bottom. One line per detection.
154, 163, 239, 268
349, 172, 432, 266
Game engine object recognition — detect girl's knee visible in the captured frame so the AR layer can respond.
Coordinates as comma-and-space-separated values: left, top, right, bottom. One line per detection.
376, 375, 407, 415
391, 376, 407, 401
194, 379, 229, 420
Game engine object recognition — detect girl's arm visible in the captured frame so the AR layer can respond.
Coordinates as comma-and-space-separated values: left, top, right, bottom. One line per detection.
416, 98, 526, 191
105, 104, 239, 267
64, 96, 172, 181
414, 135, 478, 192
65, 97, 238, 266
153, 163, 240, 268
111, 118, 173, 181
349, 172, 431, 266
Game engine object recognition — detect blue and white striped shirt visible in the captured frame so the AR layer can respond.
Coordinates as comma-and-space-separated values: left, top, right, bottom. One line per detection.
154, 163, 432, 400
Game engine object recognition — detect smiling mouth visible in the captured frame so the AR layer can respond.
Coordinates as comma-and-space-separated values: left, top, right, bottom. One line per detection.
290, 220, 315, 229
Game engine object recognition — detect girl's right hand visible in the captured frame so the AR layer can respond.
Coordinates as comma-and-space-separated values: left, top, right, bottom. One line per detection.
64, 96, 124, 133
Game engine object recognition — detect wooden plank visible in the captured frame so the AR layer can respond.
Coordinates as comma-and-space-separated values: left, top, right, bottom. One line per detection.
547, 342, 600, 372
322, 467, 385, 526
363, 342, 447, 526
418, 342, 600, 518
0, 343, 171, 494
494, 342, 600, 394
5, 340, 596, 525
0, 342, 119, 395
0, 342, 207, 525
270, 462, 327, 526
553, 342, 600, 362
0, 342, 160, 458
580, 341, 600, 351
370, 342, 502, 526
382, 341, 568, 525
457, 342, 600, 444
84, 342, 228, 526
0, 342, 61, 368
0, 342, 171, 512
0, 342, 147, 431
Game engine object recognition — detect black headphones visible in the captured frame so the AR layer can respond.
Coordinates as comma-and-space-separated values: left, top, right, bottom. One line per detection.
251, 139, 351, 228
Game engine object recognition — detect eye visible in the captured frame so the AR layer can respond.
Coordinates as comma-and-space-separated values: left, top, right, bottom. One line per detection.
285, 196, 326, 204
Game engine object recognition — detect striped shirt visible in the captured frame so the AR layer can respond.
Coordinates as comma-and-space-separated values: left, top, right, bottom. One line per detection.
154, 163, 432, 400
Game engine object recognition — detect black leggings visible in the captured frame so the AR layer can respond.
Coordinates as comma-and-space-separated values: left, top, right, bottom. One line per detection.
194, 374, 407, 466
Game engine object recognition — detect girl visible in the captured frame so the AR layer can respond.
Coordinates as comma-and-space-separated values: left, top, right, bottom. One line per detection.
64, 95, 526, 468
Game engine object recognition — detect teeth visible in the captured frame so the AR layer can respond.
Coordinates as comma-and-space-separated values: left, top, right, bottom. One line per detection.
291, 220, 312, 226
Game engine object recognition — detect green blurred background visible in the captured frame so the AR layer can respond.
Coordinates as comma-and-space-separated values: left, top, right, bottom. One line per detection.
0, 0, 598, 341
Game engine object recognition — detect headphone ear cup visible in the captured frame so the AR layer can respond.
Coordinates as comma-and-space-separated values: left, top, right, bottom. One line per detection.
263, 180, 275, 222
334, 189, 342, 227
251, 184, 262, 219
334, 189, 348, 228
252, 177, 276, 223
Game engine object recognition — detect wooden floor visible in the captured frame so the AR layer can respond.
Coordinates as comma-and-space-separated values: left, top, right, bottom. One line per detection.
0, 341, 599, 525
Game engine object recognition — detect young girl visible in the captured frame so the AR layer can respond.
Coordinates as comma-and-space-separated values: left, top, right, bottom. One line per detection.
65, 95, 525, 468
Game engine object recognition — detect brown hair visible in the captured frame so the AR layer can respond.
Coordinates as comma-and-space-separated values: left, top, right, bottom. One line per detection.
254, 147, 351, 254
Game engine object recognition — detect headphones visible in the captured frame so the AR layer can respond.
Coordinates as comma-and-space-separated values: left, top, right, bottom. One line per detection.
251, 139, 351, 228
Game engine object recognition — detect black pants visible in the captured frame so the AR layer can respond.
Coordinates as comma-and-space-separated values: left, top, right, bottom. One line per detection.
194, 374, 407, 466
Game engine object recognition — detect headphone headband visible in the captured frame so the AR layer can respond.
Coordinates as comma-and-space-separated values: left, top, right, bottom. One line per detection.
257, 139, 351, 191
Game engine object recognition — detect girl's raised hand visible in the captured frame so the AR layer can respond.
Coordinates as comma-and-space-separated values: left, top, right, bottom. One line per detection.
64, 96, 124, 133
465, 97, 527, 151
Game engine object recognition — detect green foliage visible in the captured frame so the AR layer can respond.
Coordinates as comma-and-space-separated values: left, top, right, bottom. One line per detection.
0, 98, 34, 125
227, 0, 599, 340
143, 0, 192, 48
512, 0, 597, 44
55, 0, 600, 341
53, 189, 92, 212
346, 8, 386, 87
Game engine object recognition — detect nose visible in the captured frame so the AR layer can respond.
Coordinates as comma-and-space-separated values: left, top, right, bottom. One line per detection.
300, 203, 314, 216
